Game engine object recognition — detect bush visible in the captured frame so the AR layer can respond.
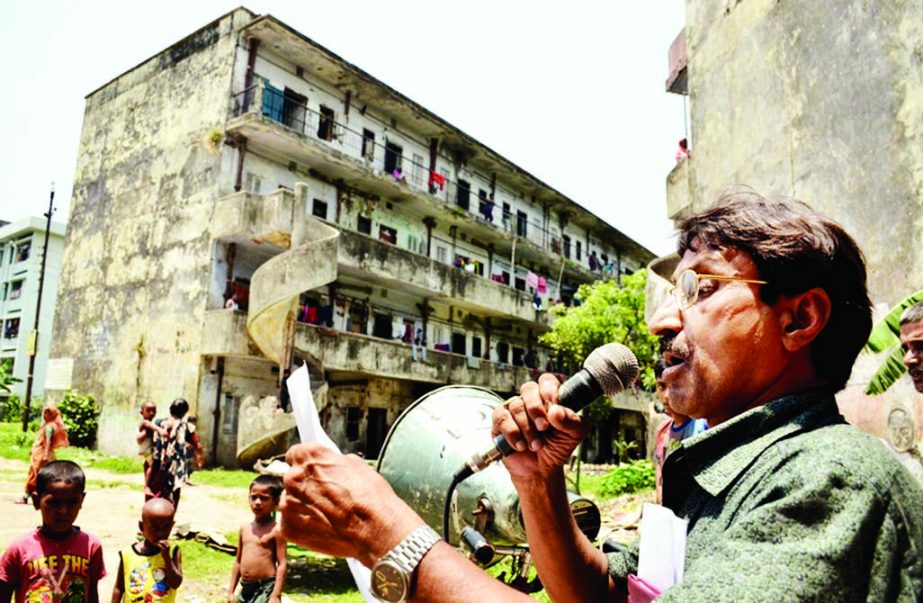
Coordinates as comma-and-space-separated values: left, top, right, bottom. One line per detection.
0, 395, 22, 422
597, 460, 655, 498
57, 391, 100, 448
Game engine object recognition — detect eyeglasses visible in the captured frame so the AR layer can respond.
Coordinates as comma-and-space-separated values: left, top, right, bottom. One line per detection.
667, 268, 767, 310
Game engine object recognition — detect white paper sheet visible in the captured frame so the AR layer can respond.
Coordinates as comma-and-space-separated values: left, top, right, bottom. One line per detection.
636, 502, 688, 592
286, 364, 374, 602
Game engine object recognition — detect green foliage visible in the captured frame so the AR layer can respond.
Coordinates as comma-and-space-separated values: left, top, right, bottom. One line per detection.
596, 460, 655, 498
0, 395, 22, 422
612, 438, 639, 464
57, 391, 100, 447
864, 290, 923, 395
56, 446, 142, 474
0, 359, 20, 394
541, 270, 659, 390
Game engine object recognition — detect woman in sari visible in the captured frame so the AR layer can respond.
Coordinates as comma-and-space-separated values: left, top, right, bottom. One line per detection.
17, 403, 69, 503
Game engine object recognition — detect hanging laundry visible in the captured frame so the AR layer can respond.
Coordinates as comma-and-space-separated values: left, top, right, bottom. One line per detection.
537, 276, 547, 294
429, 170, 446, 190
526, 271, 539, 290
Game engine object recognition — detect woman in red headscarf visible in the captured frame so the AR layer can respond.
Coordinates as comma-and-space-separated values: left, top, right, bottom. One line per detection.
16, 403, 69, 503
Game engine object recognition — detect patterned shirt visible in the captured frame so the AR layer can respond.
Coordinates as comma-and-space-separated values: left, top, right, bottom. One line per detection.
607, 390, 923, 601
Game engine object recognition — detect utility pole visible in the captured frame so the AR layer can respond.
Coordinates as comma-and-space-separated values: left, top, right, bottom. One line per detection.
22, 185, 55, 431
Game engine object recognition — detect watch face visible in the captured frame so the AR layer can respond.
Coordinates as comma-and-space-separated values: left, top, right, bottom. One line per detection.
371, 560, 408, 602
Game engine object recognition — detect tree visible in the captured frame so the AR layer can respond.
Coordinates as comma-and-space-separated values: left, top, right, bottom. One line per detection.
541, 270, 659, 391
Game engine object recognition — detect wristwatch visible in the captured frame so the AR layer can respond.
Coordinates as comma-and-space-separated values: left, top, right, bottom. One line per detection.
370, 525, 441, 602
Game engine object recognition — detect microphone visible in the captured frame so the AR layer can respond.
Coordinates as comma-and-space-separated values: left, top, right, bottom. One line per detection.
454, 343, 639, 481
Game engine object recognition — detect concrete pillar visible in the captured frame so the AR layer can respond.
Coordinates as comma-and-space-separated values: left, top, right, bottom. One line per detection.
293, 182, 308, 247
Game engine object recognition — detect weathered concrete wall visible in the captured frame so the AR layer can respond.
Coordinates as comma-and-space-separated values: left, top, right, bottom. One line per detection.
679, 0, 923, 442
49, 9, 254, 455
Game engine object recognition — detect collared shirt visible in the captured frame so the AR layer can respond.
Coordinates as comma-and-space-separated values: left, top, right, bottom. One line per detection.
607, 390, 923, 601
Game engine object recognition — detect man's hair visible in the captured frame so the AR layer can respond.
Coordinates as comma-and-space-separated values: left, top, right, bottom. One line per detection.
251, 475, 283, 501
900, 301, 923, 326
36, 460, 86, 495
653, 357, 667, 379
169, 397, 189, 418
677, 189, 871, 391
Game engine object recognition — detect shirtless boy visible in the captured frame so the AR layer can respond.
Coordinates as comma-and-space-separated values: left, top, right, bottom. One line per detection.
228, 476, 286, 603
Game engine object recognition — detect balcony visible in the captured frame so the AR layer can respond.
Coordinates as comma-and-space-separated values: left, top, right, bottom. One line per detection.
226, 83, 606, 286
201, 309, 254, 356
211, 188, 302, 247
337, 229, 548, 327
665, 156, 692, 220
212, 189, 550, 328
295, 323, 534, 392
666, 28, 688, 95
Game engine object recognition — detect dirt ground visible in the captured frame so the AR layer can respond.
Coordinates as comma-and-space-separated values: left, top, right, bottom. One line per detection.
0, 457, 251, 601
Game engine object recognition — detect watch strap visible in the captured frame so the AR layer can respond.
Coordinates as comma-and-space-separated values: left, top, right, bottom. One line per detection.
385, 525, 441, 573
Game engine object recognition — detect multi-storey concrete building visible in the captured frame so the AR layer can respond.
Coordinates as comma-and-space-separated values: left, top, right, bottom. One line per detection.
49, 8, 653, 465
659, 1, 923, 454
0, 218, 66, 398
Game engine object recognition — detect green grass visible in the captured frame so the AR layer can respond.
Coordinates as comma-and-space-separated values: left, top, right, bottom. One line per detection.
0, 422, 142, 473
0, 422, 34, 462
190, 468, 256, 489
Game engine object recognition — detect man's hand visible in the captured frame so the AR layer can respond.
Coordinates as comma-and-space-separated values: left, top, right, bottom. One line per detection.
269, 596, 281, 603
280, 444, 425, 567
492, 373, 588, 482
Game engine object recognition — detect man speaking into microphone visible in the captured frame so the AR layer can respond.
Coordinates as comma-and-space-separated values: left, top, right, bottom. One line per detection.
280, 190, 923, 601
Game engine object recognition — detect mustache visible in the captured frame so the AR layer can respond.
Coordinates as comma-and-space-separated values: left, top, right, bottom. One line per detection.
659, 335, 689, 360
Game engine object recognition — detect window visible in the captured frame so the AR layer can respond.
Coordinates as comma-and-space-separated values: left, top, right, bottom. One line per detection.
15, 242, 30, 263
456, 179, 471, 210
563, 235, 571, 259
362, 129, 375, 161
436, 246, 447, 263
513, 347, 525, 367
514, 277, 526, 291
9, 281, 23, 300
496, 341, 510, 364
576, 240, 582, 261
379, 225, 398, 245
516, 211, 528, 237
411, 154, 425, 185
346, 407, 361, 441
317, 105, 336, 141
282, 88, 307, 132
472, 337, 482, 358
357, 215, 372, 235
451, 332, 467, 355
3, 318, 19, 339
245, 173, 262, 194
221, 394, 239, 434
407, 234, 422, 254
312, 199, 328, 220
384, 141, 403, 173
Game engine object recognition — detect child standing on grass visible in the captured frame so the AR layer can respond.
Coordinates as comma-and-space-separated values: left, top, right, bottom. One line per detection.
0, 460, 106, 602
16, 402, 69, 504
110, 498, 183, 602
228, 475, 287, 603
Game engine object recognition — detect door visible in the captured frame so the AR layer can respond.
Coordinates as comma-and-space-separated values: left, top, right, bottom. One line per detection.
366, 408, 388, 459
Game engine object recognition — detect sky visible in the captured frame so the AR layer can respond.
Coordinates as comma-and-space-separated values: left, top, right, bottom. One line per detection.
0, 1, 686, 257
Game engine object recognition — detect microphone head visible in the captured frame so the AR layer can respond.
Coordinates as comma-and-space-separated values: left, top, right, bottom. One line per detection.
583, 343, 639, 396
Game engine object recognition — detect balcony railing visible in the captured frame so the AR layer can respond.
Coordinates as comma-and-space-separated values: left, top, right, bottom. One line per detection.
231, 82, 613, 275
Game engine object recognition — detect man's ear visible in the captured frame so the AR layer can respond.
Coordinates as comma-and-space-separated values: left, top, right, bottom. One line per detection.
777, 287, 832, 352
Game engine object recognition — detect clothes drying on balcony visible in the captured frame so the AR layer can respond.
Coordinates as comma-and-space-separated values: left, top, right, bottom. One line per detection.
429, 170, 446, 190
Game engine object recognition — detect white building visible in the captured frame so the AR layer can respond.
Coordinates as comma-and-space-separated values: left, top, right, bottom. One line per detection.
0, 217, 66, 398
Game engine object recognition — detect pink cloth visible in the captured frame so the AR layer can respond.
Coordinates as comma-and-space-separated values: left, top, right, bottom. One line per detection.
0, 528, 106, 603
628, 574, 663, 603
537, 276, 547, 294
525, 271, 539, 290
